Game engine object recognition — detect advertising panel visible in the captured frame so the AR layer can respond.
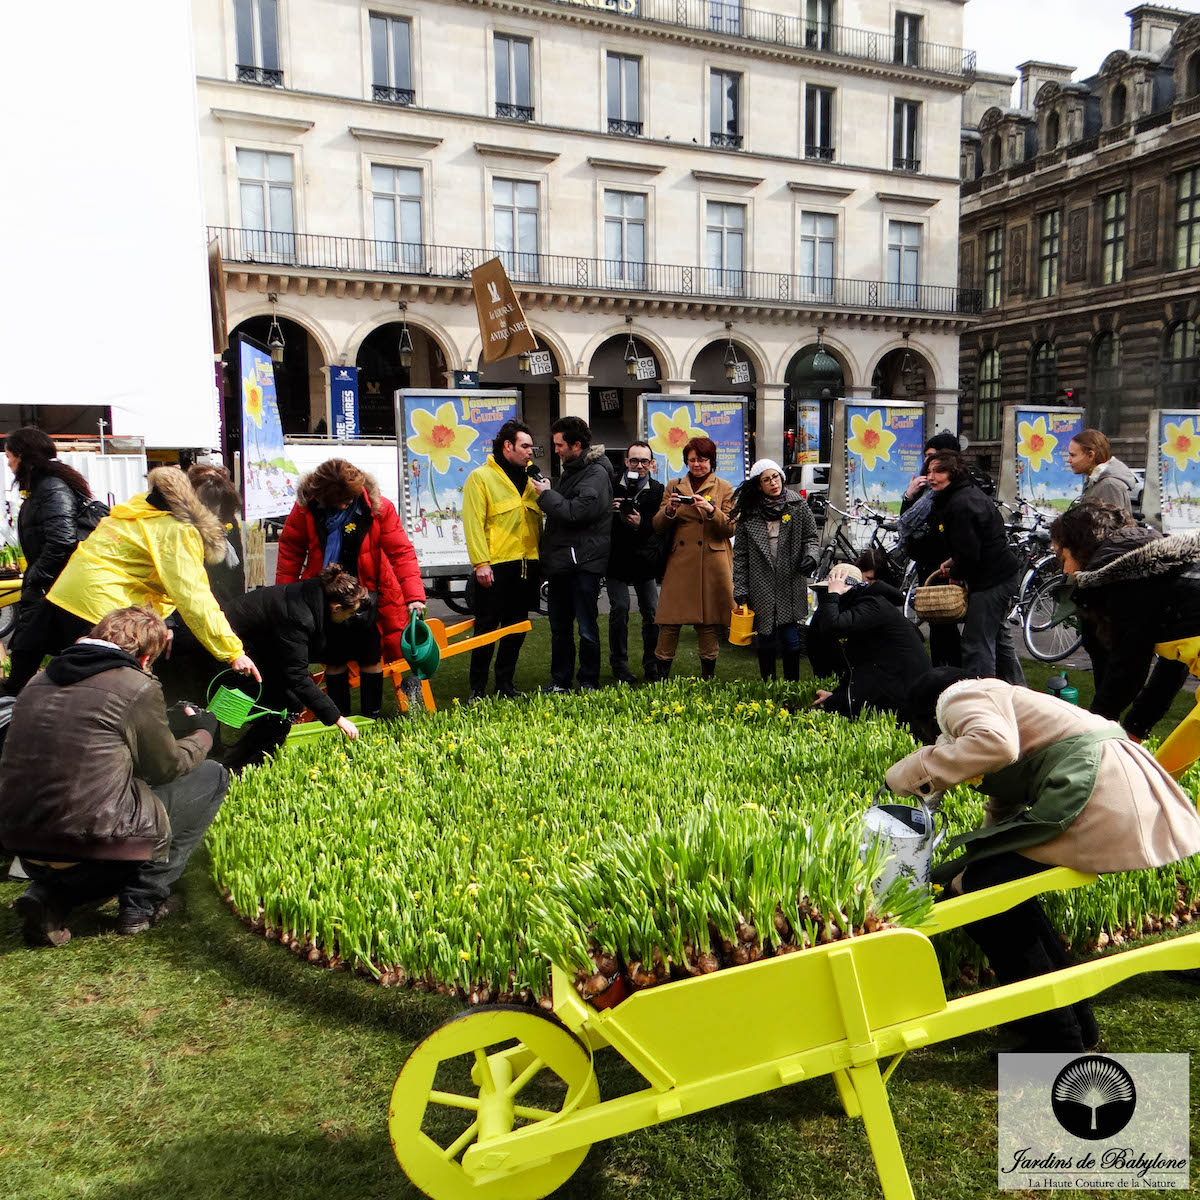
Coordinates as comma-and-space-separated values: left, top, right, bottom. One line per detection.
794, 402, 822, 465
842, 402, 925, 513
1156, 411, 1200, 534
329, 366, 360, 440
238, 334, 300, 521
1013, 408, 1084, 513
639, 396, 749, 487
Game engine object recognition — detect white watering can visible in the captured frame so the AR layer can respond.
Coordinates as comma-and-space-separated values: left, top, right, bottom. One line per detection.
861, 790, 947, 893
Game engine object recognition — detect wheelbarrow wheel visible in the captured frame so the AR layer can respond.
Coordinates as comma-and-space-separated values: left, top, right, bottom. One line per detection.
388, 1005, 598, 1200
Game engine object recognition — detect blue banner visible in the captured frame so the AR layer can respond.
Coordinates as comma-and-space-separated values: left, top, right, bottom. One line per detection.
844, 403, 925, 513
642, 397, 748, 487
1014, 409, 1084, 512
239, 336, 299, 521
330, 366, 359, 439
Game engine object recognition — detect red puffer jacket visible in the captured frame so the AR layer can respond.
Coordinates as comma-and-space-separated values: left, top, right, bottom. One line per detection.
276, 483, 426, 661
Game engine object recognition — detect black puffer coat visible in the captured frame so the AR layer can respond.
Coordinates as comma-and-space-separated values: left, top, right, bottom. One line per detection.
809, 581, 931, 718
17, 474, 83, 610
537, 446, 614, 576
929, 477, 1017, 590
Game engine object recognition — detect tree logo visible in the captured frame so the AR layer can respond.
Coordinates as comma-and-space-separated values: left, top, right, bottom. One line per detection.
1051, 1055, 1137, 1140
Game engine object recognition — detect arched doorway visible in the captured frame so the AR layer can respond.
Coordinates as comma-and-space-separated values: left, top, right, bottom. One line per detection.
785, 341, 845, 464
689, 338, 758, 462
586, 333, 662, 469
356, 321, 448, 438
871, 343, 934, 404
478, 334, 561, 476
230, 314, 325, 436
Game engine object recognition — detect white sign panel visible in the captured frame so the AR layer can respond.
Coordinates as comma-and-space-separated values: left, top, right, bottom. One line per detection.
527, 349, 553, 376
635, 356, 657, 381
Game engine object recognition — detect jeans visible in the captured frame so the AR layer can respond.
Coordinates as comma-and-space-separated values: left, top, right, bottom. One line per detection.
468, 559, 538, 693
606, 576, 659, 675
961, 575, 1025, 685
547, 571, 603, 688
23, 759, 230, 918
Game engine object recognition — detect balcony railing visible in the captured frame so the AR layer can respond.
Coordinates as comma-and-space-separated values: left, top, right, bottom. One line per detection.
804, 144, 836, 161
892, 157, 921, 173
710, 132, 743, 149
1175, 95, 1200, 120
607, 117, 643, 136
373, 84, 416, 106
495, 102, 535, 121
540, 0, 976, 80
236, 64, 283, 87
209, 225, 982, 316
1135, 110, 1173, 134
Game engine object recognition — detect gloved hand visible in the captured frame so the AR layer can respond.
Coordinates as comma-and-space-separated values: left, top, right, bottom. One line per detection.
167, 701, 219, 741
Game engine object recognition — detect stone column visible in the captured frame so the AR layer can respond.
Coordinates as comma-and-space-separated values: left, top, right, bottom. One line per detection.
658, 378, 694, 396
754, 381, 787, 465
556, 373, 592, 421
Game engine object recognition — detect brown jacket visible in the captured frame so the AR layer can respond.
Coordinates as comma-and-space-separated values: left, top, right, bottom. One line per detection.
0, 643, 210, 862
886, 678, 1200, 874
652, 474, 736, 626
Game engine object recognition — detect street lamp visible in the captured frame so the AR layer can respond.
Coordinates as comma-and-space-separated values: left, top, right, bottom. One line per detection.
518, 349, 531, 373
624, 315, 638, 378
266, 293, 285, 364
398, 301, 414, 369
723, 321, 743, 382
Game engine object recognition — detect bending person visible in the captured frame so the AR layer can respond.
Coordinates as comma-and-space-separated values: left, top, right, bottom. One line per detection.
888, 669, 1200, 1053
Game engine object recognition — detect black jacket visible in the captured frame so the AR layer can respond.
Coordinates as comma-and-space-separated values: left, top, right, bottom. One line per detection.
537, 446, 614, 576
18, 474, 81, 608
929, 477, 1017, 590
607, 475, 664, 582
225, 579, 340, 725
809, 581, 931, 718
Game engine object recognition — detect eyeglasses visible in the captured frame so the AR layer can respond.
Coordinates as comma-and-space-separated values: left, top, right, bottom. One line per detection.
627, 457, 652, 465
760, 473, 783, 484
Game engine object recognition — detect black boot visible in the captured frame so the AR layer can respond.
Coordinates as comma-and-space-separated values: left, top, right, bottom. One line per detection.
359, 672, 385, 719
700, 658, 716, 680
653, 657, 672, 681
781, 651, 801, 682
325, 671, 352, 716
756, 649, 776, 681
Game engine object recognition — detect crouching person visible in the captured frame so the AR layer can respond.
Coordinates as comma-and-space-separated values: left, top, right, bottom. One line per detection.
0, 606, 228, 945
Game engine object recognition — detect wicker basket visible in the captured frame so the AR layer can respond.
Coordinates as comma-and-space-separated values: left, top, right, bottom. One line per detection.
912, 571, 968, 624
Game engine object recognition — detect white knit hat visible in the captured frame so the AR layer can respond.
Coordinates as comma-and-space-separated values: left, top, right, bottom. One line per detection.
748, 458, 783, 480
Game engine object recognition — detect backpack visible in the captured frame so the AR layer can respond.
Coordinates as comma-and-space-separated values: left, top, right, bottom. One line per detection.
76, 497, 110, 543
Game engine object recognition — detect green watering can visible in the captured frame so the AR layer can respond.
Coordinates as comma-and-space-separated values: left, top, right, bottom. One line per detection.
207, 671, 289, 729
400, 613, 441, 681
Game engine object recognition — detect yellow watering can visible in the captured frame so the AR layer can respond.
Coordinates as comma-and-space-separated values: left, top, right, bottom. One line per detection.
729, 604, 755, 646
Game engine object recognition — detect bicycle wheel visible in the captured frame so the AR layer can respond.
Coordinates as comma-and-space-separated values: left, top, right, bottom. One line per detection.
902, 567, 921, 627
0, 602, 16, 642
1022, 575, 1083, 662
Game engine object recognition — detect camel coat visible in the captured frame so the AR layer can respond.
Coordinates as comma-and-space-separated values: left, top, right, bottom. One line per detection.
886, 678, 1200, 875
652, 474, 735, 626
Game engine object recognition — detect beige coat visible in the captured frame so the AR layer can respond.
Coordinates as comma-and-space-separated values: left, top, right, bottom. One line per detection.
652, 474, 736, 626
886, 678, 1200, 874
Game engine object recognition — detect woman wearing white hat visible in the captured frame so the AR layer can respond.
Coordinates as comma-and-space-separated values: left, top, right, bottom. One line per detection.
731, 459, 819, 681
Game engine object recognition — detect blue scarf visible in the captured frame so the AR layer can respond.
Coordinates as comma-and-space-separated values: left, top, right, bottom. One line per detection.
322, 503, 357, 569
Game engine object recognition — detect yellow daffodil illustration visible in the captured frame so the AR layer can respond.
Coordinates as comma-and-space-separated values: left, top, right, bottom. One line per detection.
847, 410, 896, 471
1162, 419, 1200, 470
407, 402, 478, 475
1017, 417, 1058, 472
243, 373, 264, 428
649, 406, 706, 470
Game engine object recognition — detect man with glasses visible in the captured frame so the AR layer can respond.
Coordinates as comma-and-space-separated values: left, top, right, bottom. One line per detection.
605, 442, 664, 683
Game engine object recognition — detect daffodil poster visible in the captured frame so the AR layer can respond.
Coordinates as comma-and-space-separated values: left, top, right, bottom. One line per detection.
1013, 408, 1083, 512
843, 403, 925, 513
397, 390, 519, 570
238, 334, 300, 521
1157, 411, 1200, 533
639, 396, 749, 486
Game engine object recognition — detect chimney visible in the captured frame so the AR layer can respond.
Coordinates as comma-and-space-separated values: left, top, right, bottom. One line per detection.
1126, 5, 1192, 54
1017, 60, 1076, 110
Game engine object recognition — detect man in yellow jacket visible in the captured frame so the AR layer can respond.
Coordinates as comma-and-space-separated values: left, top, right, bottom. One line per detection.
8, 467, 259, 692
462, 421, 542, 700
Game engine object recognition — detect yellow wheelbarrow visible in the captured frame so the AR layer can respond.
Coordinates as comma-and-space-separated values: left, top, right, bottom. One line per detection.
388, 866, 1200, 1200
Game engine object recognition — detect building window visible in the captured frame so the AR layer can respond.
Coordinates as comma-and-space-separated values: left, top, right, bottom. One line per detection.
234, 0, 281, 86
805, 0, 834, 50
1166, 321, 1199, 405
1175, 167, 1200, 270
1100, 191, 1126, 284
708, 0, 741, 36
493, 178, 539, 280
1045, 111, 1060, 150
1089, 333, 1122, 432
893, 100, 920, 171
603, 190, 646, 285
804, 86, 835, 160
494, 34, 533, 121
1029, 341, 1058, 406
704, 200, 745, 291
237, 148, 294, 260
988, 134, 1001, 173
798, 211, 836, 298
1038, 210, 1061, 297
1188, 52, 1200, 98
1110, 83, 1127, 127
976, 350, 1002, 441
371, 165, 422, 271
370, 14, 413, 105
710, 69, 742, 149
983, 228, 1003, 308
893, 12, 922, 67
606, 53, 641, 136
886, 220, 920, 305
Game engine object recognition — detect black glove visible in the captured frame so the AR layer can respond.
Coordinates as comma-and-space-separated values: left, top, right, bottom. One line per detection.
167, 702, 219, 741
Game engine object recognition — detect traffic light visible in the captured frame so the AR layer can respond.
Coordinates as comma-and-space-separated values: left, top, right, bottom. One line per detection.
1058, 387, 1075, 402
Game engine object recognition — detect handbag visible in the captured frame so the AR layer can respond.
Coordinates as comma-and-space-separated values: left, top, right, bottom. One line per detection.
912, 571, 968, 624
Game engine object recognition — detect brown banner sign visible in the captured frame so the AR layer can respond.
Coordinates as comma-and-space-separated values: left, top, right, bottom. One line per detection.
471, 257, 538, 364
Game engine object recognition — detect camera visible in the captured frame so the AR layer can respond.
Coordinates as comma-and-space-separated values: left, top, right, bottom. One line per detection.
526, 464, 545, 482
614, 468, 642, 515
675, 494, 697, 506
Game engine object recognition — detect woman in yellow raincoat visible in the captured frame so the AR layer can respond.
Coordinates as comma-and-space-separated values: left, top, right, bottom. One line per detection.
7, 467, 259, 692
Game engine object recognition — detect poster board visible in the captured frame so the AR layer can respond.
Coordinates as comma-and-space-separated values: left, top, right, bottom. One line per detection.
396, 389, 520, 575
237, 333, 300, 521
1146, 409, 1200, 534
826, 399, 925, 521
997, 407, 1084, 515
638, 395, 750, 488
794, 402, 822, 465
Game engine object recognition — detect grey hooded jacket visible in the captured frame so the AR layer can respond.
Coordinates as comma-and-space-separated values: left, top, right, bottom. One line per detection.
1081, 457, 1138, 515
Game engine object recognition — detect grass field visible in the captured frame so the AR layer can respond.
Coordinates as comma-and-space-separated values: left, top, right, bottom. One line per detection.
3, 615, 1199, 1200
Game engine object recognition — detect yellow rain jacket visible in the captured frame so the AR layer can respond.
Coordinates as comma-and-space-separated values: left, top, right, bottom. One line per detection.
462, 455, 542, 568
47, 494, 244, 663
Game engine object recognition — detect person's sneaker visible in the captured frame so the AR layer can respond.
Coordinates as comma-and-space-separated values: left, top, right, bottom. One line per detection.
495, 685, 523, 700
613, 668, 638, 685
466, 689, 486, 705
539, 684, 570, 695
578, 682, 601, 692
14, 889, 71, 948
117, 894, 183, 936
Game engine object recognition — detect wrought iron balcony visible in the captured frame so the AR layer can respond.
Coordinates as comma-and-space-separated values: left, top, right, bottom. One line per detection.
710, 132, 743, 149
236, 64, 283, 87
804, 144, 836, 161
892, 157, 922, 173
538, 0, 976, 81
608, 117, 643, 136
496, 102, 535, 122
373, 84, 416, 106
208, 225, 981, 317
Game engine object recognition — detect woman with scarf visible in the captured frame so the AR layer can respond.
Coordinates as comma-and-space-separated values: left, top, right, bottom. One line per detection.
276, 458, 426, 719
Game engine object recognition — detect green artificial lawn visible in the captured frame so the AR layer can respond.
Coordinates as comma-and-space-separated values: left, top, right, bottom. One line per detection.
3, 614, 1199, 1200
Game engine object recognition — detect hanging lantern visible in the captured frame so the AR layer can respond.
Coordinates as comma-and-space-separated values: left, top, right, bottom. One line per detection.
266, 293, 285, 365
624, 318, 638, 378
398, 301, 414, 369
